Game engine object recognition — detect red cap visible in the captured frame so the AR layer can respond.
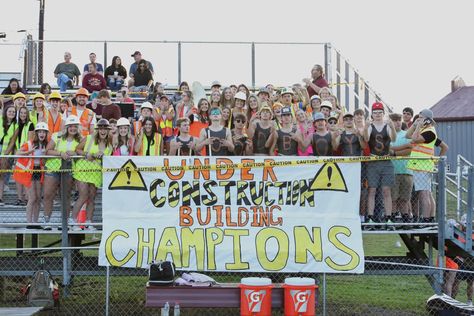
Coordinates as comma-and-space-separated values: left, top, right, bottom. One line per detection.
372, 102, 384, 111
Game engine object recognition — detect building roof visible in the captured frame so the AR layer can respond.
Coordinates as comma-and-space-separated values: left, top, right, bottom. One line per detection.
431, 86, 474, 122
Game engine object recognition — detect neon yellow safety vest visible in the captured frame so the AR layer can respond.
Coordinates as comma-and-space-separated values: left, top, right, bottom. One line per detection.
0, 118, 17, 155
73, 135, 112, 187
138, 133, 162, 156
45, 132, 80, 172
16, 122, 33, 149
407, 125, 436, 173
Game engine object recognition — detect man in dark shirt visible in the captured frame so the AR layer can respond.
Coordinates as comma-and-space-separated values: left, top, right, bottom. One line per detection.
363, 102, 397, 229
82, 63, 107, 93
97, 90, 121, 121
54, 52, 81, 92
303, 64, 329, 97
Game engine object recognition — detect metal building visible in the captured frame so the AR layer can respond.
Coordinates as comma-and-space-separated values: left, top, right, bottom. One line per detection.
431, 77, 474, 171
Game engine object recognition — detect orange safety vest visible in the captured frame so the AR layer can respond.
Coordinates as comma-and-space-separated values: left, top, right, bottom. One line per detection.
158, 118, 173, 137
47, 110, 63, 135
12, 141, 44, 187
133, 121, 142, 137
71, 106, 94, 136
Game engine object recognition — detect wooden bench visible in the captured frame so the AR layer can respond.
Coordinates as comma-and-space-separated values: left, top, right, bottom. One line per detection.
145, 283, 318, 309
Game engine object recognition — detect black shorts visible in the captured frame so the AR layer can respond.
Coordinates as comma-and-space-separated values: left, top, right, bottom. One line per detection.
32, 166, 41, 181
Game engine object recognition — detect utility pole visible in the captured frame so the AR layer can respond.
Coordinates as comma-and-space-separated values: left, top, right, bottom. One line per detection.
38, 0, 45, 84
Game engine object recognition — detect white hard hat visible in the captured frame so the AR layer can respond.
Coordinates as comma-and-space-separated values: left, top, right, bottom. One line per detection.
234, 91, 247, 101
65, 115, 80, 126
116, 117, 130, 127
140, 102, 154, 111
35, 122, 49, 132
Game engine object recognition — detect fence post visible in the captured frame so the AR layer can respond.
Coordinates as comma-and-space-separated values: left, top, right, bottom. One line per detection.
324, 43, 332, 85
60, 160, 71, 296
177, 42, 182, 85
251, 42, 256, 89
106, 265, 110, 316
322, 273, 326, 316
436, 157, 447, 295
103, 41, 108, 69
466, 166, 474, 251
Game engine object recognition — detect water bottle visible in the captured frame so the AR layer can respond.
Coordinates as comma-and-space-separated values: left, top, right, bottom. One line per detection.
161, 302, 170, 316
174, 303, 180, 316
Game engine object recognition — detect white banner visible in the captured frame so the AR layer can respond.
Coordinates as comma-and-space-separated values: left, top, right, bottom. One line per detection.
98, 156, 364, 273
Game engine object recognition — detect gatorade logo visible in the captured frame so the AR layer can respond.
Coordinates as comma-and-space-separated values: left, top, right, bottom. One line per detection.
290, 289, 311, 313
244, 289, 266, 312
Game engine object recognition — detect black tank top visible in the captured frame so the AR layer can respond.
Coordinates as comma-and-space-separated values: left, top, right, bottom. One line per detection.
176, 136, 195, 156
232, 131, 247, 156
206, 127, 229, 156
312, 132, 333, 156
368, 124, 390, 156
277, 128, 298, 156
253, 122, 271, 154
340, 131, 362, 156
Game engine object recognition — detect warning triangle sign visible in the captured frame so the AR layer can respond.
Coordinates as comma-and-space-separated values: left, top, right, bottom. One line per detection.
309, 162, 348, 192
108, 159, 147, 191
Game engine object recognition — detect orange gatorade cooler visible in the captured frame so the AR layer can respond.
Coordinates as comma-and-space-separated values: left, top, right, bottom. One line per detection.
240, 277, 273, 316
283, 277, 318, 316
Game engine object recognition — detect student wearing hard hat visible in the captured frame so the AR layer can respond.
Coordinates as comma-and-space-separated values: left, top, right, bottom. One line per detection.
113, 118, 135, 156
132, 101, 154, 137
13, 92, 27, 112
29, 93, 48, 126
42, 115, 82, 230
63, 88, 96, 136
47, 91, 63, 135
14, 122, 49, 228
72, 118, 113, 230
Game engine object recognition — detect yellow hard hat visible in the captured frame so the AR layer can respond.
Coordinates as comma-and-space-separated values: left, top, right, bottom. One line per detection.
13, 92, 26, 101
33, 92, 45, 100
48, 91, 62, 101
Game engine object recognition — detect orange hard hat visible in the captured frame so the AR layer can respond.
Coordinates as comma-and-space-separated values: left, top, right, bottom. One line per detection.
75, 88, 89, 97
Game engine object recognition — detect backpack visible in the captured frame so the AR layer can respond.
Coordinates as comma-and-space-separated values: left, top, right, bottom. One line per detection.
148, 261, 176, 286
27, 269, 55, 307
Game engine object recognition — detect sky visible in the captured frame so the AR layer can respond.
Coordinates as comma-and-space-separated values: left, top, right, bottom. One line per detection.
1, 0, 474, 113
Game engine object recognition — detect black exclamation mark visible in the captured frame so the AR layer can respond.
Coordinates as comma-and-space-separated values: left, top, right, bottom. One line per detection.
126, 167, 131, 185
327, 166, 332, 187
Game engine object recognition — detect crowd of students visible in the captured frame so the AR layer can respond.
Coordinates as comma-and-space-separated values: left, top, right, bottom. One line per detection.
0, 62, 448, 230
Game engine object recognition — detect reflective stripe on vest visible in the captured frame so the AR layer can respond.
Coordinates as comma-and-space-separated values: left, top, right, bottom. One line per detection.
407, 126, 436, 172
71, 107, 94, 136
139, 133, 161, 156
47, 110, 62, 134
159, 119, 173, 137
133, 121, 142, 137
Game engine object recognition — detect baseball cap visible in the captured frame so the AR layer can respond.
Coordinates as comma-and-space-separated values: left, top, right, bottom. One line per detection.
343, 112, 354, 119
372, 102, 384, 112
160, 94, 169, 100
281, 87, 294, 96
419, 109, 433, 119
389, 113, 402, 120
258, 87, 270, 96
281, 107, 292, 116
312, 112, 326, 121
131, 51, 141, 57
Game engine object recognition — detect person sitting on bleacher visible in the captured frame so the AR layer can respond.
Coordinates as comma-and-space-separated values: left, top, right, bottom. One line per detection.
82, 52, 104, 76
82, 63, 107, 96
104, 56, 127, 91
1, 78, 25, 107
129, 60, 153, 93
54, 52, 81, 92
128, 51, 154, 86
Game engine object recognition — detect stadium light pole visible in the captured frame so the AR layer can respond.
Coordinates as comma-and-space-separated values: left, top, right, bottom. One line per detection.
38, 0, 45, 84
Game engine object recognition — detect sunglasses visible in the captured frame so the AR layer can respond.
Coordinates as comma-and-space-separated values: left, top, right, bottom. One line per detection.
235, 119, 245, 123
328, 121, 337, 124
210, 110, 221, 115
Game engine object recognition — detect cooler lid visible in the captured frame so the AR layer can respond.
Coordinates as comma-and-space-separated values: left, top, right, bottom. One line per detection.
284, 277, 316, 286
241, 277, 272, 286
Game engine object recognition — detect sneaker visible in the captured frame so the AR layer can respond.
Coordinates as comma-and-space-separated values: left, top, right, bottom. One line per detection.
69, 218, 82, 231
365, 219, 375, 231
85, 220, 97, 231
66, 80, 74, 89
0, 199, 4, 206
42, 217, 52, 230
386, 219, 396, 231
467, 300, 473, 306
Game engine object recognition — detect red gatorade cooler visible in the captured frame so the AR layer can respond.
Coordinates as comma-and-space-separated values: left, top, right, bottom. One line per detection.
240, 277, 273, 316
283, 277, 317, 316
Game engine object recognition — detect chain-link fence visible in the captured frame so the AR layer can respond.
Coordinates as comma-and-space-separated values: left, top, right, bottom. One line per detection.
2, 155, 474, 315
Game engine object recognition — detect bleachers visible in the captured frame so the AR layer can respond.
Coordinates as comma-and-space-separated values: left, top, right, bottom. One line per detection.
0, 72, 21, 90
